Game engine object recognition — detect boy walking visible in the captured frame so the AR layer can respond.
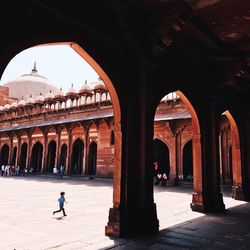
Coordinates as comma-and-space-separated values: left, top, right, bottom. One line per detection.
53, 191, 67, 216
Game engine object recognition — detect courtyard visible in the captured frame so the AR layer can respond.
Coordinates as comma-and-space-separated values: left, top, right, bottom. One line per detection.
0, 176, 248, 250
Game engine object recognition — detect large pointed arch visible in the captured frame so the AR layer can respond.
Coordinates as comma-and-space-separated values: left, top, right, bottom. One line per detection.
224, 110, 244, 200
175, 91, 203, 211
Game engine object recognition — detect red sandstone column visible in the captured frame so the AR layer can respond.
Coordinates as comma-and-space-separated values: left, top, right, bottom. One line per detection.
66, 128, 72, 175
176, 131, 182, 181
198, 98, 225, 212
83, 126, 89, 175
41, 131, 48, 173
26, 132, 32, 170
105, 64, 159, 237
55, 129, 61, 168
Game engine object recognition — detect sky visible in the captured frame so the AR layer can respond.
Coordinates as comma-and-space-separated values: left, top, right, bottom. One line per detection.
0, 45, 99, 92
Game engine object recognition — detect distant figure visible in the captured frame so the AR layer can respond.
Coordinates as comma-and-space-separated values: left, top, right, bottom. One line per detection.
59, 165, 65, 178
29, 167, 33, 174
1, 165, 4, 176
53, 166, 58, 178
53, 191, 67, 217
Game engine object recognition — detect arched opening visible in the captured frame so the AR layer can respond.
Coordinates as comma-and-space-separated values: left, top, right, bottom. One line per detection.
183, 140, 193, 181
60, 144, 67, 168
71, 138, 84, 175
19, 143, 28, 170
0, 144, 9, 166
153, 139, 170, 178
88, 141, 97, 175
0, 41, 122, 238
46, 140, 56, 173
11, 146, 17, 166
30, 142, 43, 172
153, 90, 203, 230
219, 111, 244, 200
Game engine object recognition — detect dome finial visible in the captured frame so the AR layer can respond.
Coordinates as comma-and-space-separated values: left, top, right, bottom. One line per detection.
60, 87, 62, 91
32, 62, 37, 73
71, 83, 73, 88
85, 80, 87, 85
49, 89, 52, 93
30, 94, 32, 98
98, 76, 102, 81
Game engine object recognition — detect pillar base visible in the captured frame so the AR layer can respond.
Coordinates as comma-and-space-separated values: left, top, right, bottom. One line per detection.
232, 185, 246, 201
105, 202, 159, 237
191, 191, 205, 212
205, 192, 225, 213
105, 204, 120, 237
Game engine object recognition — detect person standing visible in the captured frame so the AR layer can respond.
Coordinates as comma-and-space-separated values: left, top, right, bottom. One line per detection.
53, 166, 58, 178
53, 191, 67, 216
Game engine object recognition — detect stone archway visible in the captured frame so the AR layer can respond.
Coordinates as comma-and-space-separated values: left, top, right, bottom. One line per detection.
173, 91, 203, 211
71, 138, 84, 175
1, 41, 122, 236
31, 142, 43, 172
0, 144, 9, 166
183, 140, 193, 181
223, 110, 244, 200
88, 141, 97, 175
19, 143, 28, 170
47, 140, 56, 173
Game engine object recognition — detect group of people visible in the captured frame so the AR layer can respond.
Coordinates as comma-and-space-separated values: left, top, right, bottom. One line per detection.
1, 164, 21, 176
154, 161, 169, 186
53, 165, 65, 178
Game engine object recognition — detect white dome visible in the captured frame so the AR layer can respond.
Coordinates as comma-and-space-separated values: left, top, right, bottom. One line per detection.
11, 102, 18, 107
79, 80, 93, 94
67, 83, 77, 94
3, 63, 61, 100
0, 106, 4, 111
90, 77, 107, 92
26, 95, 35, 104
18, 99, 26, 106
35, 93, 44, 102
4, 104, 11, 109
55, 88, 65, 97
45, 90, 55, 99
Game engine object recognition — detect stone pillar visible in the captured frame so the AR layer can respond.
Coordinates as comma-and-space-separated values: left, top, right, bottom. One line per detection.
83, 125, 89, 175
41, 131, 48, 173
8, 134, 13, 165
17, 135, 22, 166
56, 129, 61, 168
105, 63, 159, 237
66, 128, 72, 175
234, 112, 249, 201
27, 131, 32, 170
198, 98, 225, 212
176, 131, 182, 181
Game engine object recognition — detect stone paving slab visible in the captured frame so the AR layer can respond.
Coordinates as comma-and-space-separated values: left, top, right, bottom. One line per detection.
0, 176, 248, 250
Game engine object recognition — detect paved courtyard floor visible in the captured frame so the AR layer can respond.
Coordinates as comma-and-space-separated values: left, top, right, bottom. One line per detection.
0, 176, 249, 250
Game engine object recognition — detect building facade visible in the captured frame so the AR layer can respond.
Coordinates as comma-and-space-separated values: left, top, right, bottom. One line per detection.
0, 65, 233, 184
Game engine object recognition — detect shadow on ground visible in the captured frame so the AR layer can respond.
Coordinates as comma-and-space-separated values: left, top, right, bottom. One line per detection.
106, 202, 250, 249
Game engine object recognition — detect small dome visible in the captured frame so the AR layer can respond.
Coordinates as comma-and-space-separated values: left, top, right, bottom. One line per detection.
55, 87, 65, 98
45, 90, 55, 99
90, 77, 107, 92
26, 95, 35, 104
11, 102, 18, 108
0, 106, 4, 111
4, 104, 11, 110
67, 83, 77, 94
35, 93, 44, 102
79, 80, 93, 94
18, 99, 26, 107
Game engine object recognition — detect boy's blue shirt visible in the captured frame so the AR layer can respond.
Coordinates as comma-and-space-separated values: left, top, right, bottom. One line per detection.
58, 196, 65, 206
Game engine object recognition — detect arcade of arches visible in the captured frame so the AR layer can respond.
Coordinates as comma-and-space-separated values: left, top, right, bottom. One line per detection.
1, 0, 250, 238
